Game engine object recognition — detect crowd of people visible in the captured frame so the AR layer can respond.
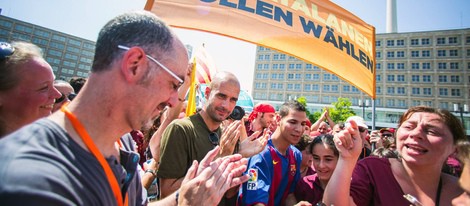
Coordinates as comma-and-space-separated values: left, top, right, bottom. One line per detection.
0, 10, 469, 206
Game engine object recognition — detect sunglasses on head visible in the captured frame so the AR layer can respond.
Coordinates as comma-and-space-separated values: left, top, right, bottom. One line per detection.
0, 42, 15, 60
208, 132, 219, 146
55, 93, 77, 104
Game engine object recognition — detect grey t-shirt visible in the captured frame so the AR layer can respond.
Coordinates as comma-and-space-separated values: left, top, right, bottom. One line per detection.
0, 119, 125, 205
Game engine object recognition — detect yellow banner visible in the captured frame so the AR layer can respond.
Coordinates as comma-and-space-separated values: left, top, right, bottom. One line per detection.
146, 0, 376, 98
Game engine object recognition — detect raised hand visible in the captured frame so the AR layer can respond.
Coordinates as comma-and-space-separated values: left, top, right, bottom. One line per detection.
333, 120, 363, 160
219, 120, 242, 157
239, 128, 271, 158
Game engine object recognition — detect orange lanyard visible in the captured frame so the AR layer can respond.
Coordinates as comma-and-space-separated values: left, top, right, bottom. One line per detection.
61, 106, 124, 206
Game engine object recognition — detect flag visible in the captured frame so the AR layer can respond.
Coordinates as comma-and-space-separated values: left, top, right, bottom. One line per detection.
145, 0, 376, 98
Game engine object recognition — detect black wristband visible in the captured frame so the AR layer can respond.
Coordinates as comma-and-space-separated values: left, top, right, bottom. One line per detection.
175, 189, 180, 204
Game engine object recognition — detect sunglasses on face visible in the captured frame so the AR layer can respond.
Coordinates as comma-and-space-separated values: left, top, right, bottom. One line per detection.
358, 127, 367, 133
381, 133, 393, 138
208, 132, 219, 146
55, 93, 77, 104
0, 42, 15, 60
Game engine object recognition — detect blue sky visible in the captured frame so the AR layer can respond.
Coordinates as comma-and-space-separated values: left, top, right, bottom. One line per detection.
1, 0, 469, 92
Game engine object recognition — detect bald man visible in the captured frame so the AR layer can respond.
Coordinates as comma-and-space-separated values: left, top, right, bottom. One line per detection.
158, 72, 243, 199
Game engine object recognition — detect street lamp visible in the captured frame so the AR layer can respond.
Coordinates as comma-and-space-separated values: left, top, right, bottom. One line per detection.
453, 103, 469, 129
359, 99, 370, 119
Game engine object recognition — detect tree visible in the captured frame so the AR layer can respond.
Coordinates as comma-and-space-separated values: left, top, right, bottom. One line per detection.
297, 96, 311, 117
328, 97, 356, 123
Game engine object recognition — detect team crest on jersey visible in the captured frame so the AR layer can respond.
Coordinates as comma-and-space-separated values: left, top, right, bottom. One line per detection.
247, 168, 258, 190
290, 164, 296, 176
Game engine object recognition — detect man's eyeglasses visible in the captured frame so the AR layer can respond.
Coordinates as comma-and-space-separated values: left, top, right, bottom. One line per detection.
0, 42, 15, 60
55, 93, 77, 104
358, 127, 367, 133
117, 45, 184, 89
209, 133, 219, 146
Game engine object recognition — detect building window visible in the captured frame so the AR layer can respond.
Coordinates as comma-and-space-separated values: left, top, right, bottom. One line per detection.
449, 37, 457, 44
278, 83, 284, 89
255, 73, 262, 79
280, 54, 286, 60
279, 64, 285, 70
397, 75, 405, 82
439, 88, 448, 96
288, 74, 294, 79
332, 85, 338, 92
398, 100, 406, 107
422, 50, 430, 57
287, 84, 293, 90
387, 87, 395, 94
451, 89, 461, 96
412, 63, 419, 70
377, 87, 381, 94
422, 62, 431, 69
376, 63, 381, 70
387, 63, 395, 70
312, 84, 319, 91
294, 84, 301, 90
387, 51, 395, 58
257, 55, 264, 60
313, 74, 319, 80
271, 73, 277, 79
305, 74, 312, 80
332, 75, 339, 81
438, 75, 447, 82
288, 64, 295, 70
351, 87, 360, 93
411, 39, 419, 45
295, 64, 302, 70
343, 85, 350, 92
421, 38, 430, 45
279, 74, 284, 79
397, 39, 404, 46
376, 52, 381, 58
438, 62, 447, 69
272, 64, 278, 70
387, 75, 395, 82
451, 75, 460, 83
412, 100, 421, 107
467, 36, 470, 44
449, 50, 458, 57
423, 75, 432, 82
387, 99, 395, 107
376, 40, 381, 46
323, 74, 331, 81
437, 50, 446, 57
412, 88, 420, 95
270, 83, 276, 89
295, 74, 301, 79
264, 54, 270, 60
437, 37, 445, 45
273, 54, 279, 60
263, 64, 269, 70
397, 51, 405, 57
306, 64, 312, 69
411, 51, 419, 57
423, 88, 432, 95
450, 62, 459, 69
323, 85, 330, 92
387, 40, 395, 46
397, 87, 405, 94
304, 84, 311, 91
412, 75, 419, 82
397, 63, 405, 70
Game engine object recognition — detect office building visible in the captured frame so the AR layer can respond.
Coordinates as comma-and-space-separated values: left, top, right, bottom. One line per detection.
0, 15, 95, 80
252, 28, 470, 132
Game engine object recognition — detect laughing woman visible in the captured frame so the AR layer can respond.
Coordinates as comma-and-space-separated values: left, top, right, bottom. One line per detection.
323, 106, 467, 206
294, 134, 339, 205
